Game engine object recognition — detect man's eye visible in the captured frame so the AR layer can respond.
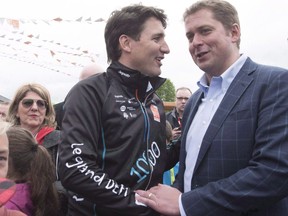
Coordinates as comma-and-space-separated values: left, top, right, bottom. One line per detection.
201, 29, 211, 34
153, 37, 160, 42
186, 34, 194, 42
0, 156, 7, 161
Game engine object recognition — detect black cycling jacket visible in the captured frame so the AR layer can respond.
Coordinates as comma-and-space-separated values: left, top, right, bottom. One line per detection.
59, 61, 169, 216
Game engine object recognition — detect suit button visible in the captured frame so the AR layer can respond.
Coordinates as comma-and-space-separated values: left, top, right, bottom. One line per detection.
192, 184, 199, 189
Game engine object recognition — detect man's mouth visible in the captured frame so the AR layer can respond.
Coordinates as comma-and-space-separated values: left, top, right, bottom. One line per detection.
156, 57, 164, 65
196, 51, 208, 59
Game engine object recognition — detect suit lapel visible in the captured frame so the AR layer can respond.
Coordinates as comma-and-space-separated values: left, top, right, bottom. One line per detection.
182, 90, 203, 142
178, 90, 203, 186
193, 58, 257, 173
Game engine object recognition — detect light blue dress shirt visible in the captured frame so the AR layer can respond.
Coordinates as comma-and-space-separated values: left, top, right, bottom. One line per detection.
179, 54, 247, 215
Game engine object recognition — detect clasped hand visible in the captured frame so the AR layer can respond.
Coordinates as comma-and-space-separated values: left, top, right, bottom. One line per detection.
135, 184, 181, 216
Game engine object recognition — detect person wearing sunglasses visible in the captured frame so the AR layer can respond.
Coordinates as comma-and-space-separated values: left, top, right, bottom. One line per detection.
7, 83, 57, 149
6, 83, 67, 215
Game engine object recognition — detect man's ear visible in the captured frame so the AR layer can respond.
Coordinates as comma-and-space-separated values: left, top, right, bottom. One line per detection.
119, 34, 132, 53
230, 23, 241, 43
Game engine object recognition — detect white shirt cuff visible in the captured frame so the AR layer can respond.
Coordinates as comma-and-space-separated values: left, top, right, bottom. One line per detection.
179, 194, 186, 216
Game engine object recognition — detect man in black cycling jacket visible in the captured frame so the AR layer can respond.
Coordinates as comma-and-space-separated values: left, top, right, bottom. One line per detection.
58, 4, 178, 216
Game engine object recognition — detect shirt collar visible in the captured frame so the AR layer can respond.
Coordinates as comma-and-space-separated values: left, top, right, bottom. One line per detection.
197, 54, 248, 95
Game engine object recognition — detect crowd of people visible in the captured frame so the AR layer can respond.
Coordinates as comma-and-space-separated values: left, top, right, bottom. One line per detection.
1, 1, 288, 216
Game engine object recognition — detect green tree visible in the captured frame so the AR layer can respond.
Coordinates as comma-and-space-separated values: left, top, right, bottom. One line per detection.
156, 78, 175, 102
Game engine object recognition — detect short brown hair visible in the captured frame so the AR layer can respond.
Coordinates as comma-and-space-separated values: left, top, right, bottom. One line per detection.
105, 4, 167, 63
183, 0, 241, 48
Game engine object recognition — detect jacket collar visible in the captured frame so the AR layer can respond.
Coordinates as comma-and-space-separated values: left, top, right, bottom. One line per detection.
107, 61, 166, 100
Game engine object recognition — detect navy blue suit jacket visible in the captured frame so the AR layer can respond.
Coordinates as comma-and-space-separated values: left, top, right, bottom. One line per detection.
176, 58, 288, 215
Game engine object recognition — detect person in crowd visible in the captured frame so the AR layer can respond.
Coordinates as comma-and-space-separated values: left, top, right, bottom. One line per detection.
6, 83, 67, 215
166, 87, 192, 141
7, 83, 59, 163
163, 120, 178, 185
53, 101, 64, 130
165, 120, 173, 144
5, 126, 60, 216
0, 122, 10, 179
0, 178, 27, 216
135, 0, 288, 215
78, 63, 104, 81
58, 4, 172, 216
164, 87, 192, 186
0, 101, 10, 122
54, 63, 104, 130
0, 121, 26, 216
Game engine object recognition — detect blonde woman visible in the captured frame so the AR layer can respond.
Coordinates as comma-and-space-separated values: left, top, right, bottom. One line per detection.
7, 83, 60, 163
7, 83, 67, 215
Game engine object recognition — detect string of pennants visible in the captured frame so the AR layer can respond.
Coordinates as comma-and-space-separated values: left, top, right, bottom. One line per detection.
0, 17, 105, 76
0, 50, 74, 76
0, 17, 105, 27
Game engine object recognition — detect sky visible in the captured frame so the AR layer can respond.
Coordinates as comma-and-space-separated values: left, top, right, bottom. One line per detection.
0, 0, 288, 103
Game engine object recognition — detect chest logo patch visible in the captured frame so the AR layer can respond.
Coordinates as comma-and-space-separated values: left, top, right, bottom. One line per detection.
150, 104, 160, 122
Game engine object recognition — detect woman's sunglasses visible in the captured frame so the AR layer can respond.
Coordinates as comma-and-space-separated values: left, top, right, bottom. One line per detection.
21, 99, 47, 110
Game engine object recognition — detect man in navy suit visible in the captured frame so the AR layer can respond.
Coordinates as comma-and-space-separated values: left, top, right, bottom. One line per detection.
136, 0, 288, 215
